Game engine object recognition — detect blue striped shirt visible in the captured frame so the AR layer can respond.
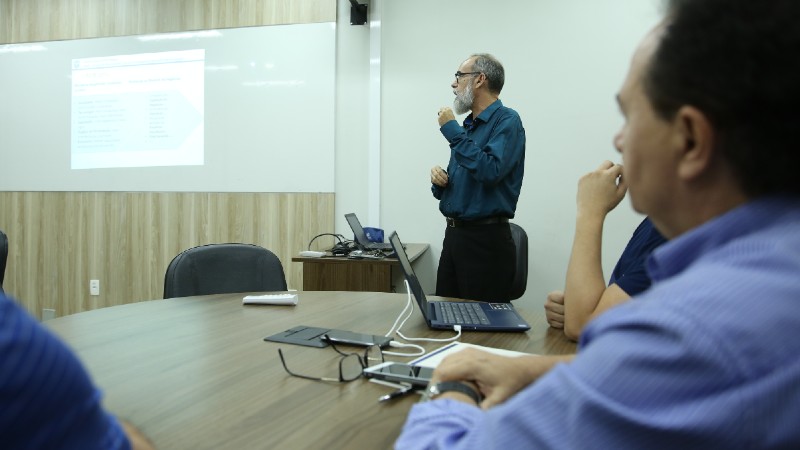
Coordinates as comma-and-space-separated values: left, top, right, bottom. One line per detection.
396, 197, 800, 449
1, 295, 130, 449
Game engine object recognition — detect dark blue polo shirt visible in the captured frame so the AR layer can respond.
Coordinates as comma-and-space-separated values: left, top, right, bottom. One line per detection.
0, 294, 129, 449
609, 217, 667, 295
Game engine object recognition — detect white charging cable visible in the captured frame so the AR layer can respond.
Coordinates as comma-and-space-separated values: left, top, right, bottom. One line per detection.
383, 340, 425, 357
382, 280, 461, 357
397, 325, 462, 343
384, 282, 414, 338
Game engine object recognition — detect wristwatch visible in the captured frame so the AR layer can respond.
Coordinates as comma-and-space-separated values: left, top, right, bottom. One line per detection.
425, 381, 482, 404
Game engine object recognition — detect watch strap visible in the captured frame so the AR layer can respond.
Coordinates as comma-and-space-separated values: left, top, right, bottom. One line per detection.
426, 381, 482, 404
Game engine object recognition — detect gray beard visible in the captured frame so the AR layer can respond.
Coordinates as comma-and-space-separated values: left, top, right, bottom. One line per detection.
453, 83, 474, 115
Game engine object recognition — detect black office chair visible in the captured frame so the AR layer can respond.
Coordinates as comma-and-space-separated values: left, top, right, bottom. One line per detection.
0, 230, 7, 295
163, 243, 287, 299
508, 223, 528, 300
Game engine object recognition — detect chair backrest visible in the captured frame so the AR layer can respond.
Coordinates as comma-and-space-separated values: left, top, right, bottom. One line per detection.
163, 243, 287, 299
508, 223, 528, 300
0, 230, 7, 293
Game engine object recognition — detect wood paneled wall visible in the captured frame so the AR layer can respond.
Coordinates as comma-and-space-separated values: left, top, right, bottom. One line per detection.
0, 0, 336, 43
0, 192, 335, 317
0, 0, 338, 317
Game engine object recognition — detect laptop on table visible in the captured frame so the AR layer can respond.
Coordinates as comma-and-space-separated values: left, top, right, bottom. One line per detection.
345, 213, 393, 251
389, 231, 531, 332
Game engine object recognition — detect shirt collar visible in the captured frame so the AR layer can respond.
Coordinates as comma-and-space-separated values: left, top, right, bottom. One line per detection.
647, 196, 799, 282
462, 99, 503, 130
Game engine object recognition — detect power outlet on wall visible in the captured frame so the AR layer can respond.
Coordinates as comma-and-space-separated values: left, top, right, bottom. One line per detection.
89, 279, 100, 296
42, 308, 56, 321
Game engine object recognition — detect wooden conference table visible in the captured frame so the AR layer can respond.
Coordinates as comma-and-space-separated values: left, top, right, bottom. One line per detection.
291, 243, 429, 292
45, 291, 576, 449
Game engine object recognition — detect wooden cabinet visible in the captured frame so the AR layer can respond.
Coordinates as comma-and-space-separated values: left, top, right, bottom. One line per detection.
292, 243, 429, 292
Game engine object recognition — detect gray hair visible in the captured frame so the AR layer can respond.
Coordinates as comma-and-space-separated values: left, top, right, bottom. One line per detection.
471, 53, 505, 94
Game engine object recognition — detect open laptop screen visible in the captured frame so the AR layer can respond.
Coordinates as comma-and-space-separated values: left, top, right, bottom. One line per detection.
389, 231, 429, 314
345, 213, 371, 247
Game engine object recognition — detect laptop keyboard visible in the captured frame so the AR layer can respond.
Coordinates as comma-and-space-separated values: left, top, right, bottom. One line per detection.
439, 302, 490, 325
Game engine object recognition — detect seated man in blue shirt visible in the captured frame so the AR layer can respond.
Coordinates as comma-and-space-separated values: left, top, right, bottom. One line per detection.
397, 1, 800, 448
545, 161, 666, 341
0, 293, 153, 449
431, 53, 526, 302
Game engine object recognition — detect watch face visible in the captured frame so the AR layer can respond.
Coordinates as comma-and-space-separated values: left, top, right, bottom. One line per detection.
426, 381, 481, 403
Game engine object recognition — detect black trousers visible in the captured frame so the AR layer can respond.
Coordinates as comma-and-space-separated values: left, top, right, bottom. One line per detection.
435, 222, 515, 302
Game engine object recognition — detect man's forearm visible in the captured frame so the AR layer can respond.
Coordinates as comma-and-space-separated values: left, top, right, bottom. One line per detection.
120, 420, 155, 450
563, 212, 609, 340
524, 354, 575, 383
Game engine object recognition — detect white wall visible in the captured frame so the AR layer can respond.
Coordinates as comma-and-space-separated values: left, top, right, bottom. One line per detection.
335, 0, 372, 245
336, 0, 663, 309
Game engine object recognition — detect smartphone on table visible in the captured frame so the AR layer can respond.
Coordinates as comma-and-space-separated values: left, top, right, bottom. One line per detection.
362, 362, 434, 387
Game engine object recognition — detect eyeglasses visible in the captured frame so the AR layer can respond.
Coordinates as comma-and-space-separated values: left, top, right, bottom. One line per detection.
454, 71, 481, 82
278, 336, 385, 383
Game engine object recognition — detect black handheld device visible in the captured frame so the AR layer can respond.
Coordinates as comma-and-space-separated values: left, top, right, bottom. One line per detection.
322, 330, 393, 348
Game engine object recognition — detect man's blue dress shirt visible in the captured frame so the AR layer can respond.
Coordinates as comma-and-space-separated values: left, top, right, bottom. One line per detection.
396, 197, 800, 449
432, 99, 525, 220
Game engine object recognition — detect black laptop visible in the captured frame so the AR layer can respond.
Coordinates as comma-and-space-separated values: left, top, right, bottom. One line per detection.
389, 231, 531, 332
345, 213, 393, 250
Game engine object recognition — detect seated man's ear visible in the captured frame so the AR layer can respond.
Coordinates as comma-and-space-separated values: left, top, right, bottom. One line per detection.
674, 105, 715, 181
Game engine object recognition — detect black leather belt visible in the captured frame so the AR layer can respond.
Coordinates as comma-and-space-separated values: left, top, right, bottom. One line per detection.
446, 217, 509, 227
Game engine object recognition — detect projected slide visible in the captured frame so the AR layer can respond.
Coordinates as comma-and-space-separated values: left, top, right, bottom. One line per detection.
71, 49, 205, 169
1, 23, 335, 192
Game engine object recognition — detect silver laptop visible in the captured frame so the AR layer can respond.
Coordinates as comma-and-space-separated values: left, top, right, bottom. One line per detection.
389, 231, 531, 332
345, 213, 393, 250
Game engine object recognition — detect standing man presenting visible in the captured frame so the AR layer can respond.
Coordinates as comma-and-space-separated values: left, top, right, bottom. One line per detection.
431, 53, 526, 302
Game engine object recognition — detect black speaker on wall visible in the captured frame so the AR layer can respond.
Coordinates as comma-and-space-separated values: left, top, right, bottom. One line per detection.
349, 0, 367, 25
